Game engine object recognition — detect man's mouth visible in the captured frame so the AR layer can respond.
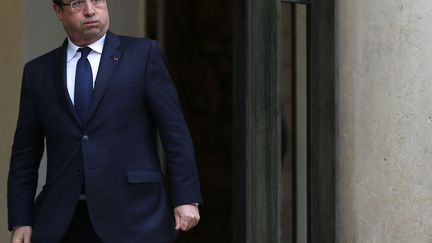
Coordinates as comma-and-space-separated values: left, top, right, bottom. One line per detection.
83, 21, 99, 26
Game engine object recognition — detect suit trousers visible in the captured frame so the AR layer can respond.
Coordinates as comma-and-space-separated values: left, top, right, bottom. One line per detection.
60, 200, 104, 243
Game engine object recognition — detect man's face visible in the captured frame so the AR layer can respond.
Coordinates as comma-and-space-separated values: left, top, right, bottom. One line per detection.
53, 1, 110, 46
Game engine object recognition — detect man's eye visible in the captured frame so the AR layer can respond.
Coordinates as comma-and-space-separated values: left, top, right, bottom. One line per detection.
75, 0, 85, 6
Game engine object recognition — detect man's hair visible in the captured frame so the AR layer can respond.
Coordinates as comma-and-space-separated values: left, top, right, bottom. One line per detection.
53, 0, 63, 7
52, 0, 64, 10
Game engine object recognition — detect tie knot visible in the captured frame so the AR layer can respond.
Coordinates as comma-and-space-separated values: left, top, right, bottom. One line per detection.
78, 47, 92, 58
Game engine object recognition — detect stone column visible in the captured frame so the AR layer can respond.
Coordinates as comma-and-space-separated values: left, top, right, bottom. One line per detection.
0, 2, 23, 241
337, 1, 432, 242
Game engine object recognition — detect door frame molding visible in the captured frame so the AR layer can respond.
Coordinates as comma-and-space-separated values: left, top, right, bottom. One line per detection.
233, 0, 280, 242
233, 0, 335, 242
307, 1, 336, 242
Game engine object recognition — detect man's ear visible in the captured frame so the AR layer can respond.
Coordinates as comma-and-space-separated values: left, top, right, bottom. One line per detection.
53, 4, 63, 21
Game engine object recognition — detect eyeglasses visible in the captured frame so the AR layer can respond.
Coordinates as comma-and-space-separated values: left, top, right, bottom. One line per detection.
61, 0, 106, 10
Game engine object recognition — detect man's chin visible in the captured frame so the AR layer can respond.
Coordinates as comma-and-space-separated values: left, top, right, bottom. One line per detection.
82, 29, 105, 41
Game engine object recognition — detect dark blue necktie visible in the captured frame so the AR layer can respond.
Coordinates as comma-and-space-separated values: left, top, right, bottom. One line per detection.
74, 47, 93, 124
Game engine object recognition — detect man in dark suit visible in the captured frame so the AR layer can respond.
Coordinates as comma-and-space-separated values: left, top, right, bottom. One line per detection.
7, 0, 202, 242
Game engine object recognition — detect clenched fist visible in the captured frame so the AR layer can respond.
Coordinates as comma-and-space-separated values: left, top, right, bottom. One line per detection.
174, 204, 200, 231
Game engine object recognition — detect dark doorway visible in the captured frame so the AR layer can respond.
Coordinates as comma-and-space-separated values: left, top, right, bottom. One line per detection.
147, 1, 233, 242
146, 0, 335, 242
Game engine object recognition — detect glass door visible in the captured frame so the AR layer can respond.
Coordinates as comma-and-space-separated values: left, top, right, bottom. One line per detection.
280, 2, 308, 242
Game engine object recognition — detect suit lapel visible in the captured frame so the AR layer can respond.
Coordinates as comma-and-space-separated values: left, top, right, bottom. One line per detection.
53, 39, 83, 128
87, 31, 122, 121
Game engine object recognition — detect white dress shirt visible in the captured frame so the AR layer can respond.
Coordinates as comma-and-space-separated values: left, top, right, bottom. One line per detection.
66, 34, 106, 104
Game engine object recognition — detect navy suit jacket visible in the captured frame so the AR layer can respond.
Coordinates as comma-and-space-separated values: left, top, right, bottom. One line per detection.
7, 31, 202, 243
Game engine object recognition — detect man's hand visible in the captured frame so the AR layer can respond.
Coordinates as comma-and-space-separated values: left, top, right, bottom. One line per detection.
11, 226, 32, 243
174, 204, 200, 231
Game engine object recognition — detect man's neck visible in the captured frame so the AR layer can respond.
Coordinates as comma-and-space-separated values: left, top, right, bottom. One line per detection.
68, 32, 107, 47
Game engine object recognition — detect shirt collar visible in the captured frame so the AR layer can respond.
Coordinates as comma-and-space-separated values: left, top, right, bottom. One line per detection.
66, 34, 107, 62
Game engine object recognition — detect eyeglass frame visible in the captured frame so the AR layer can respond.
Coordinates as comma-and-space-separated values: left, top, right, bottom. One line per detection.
61, 0, 107, 10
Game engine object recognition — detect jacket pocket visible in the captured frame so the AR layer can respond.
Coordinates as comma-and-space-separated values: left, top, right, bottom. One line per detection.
126, 170, 163, 184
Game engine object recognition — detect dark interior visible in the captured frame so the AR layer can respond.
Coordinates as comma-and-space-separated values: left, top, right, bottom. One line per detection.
147, 1, 233, 242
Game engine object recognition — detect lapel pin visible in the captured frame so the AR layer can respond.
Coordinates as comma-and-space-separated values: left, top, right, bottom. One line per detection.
113, 57, 120, 61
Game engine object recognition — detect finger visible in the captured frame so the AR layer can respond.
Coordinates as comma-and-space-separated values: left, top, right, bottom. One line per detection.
24, 233, 31, 243
185, 216, 196, 229
174, 212, 181, 230
11, 233, 23, 243
188, 216, 200, 229
12, 235, 23, 243
180, 218, 189, 231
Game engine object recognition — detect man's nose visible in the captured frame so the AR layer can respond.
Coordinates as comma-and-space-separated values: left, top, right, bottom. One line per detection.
83, 1, 96, 16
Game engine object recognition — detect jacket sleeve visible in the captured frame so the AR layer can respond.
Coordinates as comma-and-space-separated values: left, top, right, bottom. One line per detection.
144, 40, 203, 206
7, 64, 45, 231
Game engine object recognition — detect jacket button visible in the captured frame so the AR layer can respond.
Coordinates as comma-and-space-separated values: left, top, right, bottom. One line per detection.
82, 135, 89, 142
76, 169, 82, 176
